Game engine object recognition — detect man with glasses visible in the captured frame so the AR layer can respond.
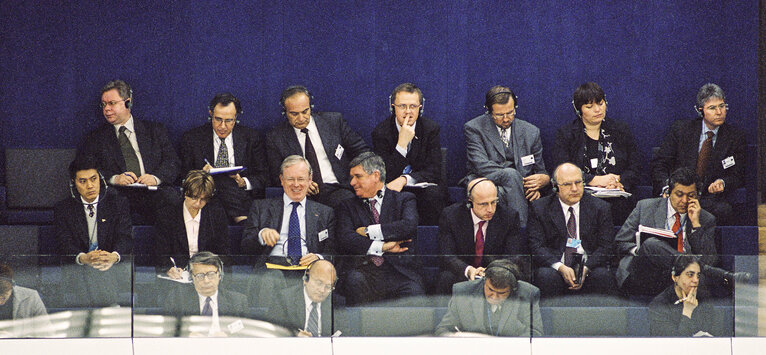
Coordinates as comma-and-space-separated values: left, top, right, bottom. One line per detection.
269, 259, 339, 336
463, 85, 549, 228
616, 167, 744, 296
241, 155, 335, 305
371, 83, 445, 225
528, 163, 616, 297
180, 93, 268, 224
651, 83, 745, 225
78, 79, 180, 224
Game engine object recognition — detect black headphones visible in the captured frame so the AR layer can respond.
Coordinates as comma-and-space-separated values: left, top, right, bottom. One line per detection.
550, 164, 584, 193
208, 93, 243, 124
484, 90, 518, 114
465, 178, 492, 209
388, 93, 425, 115
124, 86, 133, 109
70, 170, 109, 200
484, 262, 519, 295
571, 98, 607, 118
280, 85, 315, 115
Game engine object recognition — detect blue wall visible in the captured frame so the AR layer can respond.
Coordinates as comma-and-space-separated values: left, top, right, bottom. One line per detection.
0, 1, 757, 185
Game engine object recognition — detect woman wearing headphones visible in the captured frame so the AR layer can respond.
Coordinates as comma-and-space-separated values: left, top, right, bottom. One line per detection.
550, 82, 642, 225
154, 170, 229, 279
649, 255, 724, 337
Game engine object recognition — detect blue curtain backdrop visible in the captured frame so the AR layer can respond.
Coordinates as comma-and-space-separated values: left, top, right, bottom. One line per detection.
0, 1, 757, 185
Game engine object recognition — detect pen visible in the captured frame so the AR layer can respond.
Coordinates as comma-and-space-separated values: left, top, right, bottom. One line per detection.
674, 297, 688, 305
454, 326, 460, 332
170, 257, 177, 269
204, 158, 212, 166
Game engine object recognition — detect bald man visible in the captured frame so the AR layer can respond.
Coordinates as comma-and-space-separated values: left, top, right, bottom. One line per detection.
269, 259, 339, 336
436, 178, 526, 294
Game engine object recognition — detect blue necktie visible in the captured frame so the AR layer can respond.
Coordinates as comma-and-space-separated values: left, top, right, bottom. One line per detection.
287, 201, 302, 264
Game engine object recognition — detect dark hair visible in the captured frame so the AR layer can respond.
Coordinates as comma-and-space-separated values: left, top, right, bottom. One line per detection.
484, 85, 516, 113
391, 83, 423, 104
349, 152, 386, 183
209, 92, 242, 116
671, 254, 700, 277
668, 167, 699, 192
572, 82, 606, 113
484, 259, 518, 291
280, 85, 312, 110
188, 251, 223, 272
69, 154, 99, 180
182, 170, 215, 200
101, 80, 132, 101
0, 263, 13, 293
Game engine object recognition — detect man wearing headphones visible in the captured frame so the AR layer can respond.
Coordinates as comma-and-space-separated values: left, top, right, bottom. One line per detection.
436, 178, 526, 294
371, 83, 446, 225
463, 85, 549, 228
651, 83, 745, 225
163, 252, 248, 334
269, 259, 339, 337
78, 79, 180, 224
266, 85, 370, 208
0, 263, 50, 336
54, 155, 132, 306
435, 260, 542, 337
179, 93, 269, 224
527, 163, 616, 297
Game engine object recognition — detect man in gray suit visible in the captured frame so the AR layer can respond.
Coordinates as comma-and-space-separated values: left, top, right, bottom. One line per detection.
435, 260, 543, 337
242, 155, 335, 304
0, 263, 51, 337
464, 86, 549, 227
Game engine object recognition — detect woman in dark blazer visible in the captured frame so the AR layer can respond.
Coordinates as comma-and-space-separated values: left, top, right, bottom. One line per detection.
551, 82, 642, 224
154, 170, 229, 279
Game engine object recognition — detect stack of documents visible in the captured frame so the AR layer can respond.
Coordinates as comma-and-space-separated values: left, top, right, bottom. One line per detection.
635, 225, 677, 248
585, 186, 631, 198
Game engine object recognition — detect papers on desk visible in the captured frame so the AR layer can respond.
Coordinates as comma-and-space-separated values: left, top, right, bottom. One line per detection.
126, 183, 159, 191
585, 186, 631, 198
265, 263, 308, 271
157, 271, 192, 283
208, 166, 245, 175
636, 225, 677, 248
404, 182, 438, 189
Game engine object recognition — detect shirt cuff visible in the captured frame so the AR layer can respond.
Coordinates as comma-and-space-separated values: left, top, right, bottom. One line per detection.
630, 246, 638, 256
151, 175, 162, 185
113, 252, 121, 263
403, 174, 416, 186
551, 262, 563, 271
109, 175, 119, 185
258, 229, 267, 246
395, 145, 408, 157
243, 177, 253, 191
367, 240, 383, 256
464, 265, 472, 279
76, 253, 86, 265
367, 224, 383, 241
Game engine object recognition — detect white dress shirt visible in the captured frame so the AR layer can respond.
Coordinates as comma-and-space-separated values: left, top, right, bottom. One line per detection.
302, 287, 322, 335
551, 199, 587, 270
293, 117, 339, 184
183, 202, 202, 257
197, 291, 221, 334
259, 195, 310, 257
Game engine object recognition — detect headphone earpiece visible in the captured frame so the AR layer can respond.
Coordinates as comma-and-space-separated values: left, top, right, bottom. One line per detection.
124, 87, 133, 109
389, 94, 425, 115
695, 105, 703, 117
70, 171, 109, 199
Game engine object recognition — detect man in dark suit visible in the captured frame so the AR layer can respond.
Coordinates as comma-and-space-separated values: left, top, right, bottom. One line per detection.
78, 79, 180, 224
336, 152, 424, 305
266, 85, 370, 208
163, 252, 248, 336
179, 93, 268, 224
651, 83, 745, 225
269, 259, 338, 337
464, 85, 550, 227
528, 163, 616, 297
154, 170, 229, 278
371, 83, 446, 225
437, 178, 526, 294
241, 156, 335, 304
54, 156, 132, 307
435, 260, 543, 337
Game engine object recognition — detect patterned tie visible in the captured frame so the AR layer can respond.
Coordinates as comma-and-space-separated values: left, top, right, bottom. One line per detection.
564, 207, 577, 266
306, 302, 319, 336
300, 128, 323, 185
673, 212, 683, 253
696, 131, 714, 179
201, 297, 212, 316
287, 201, 302, 264
118, 126, 141, 176
473, 221, 486, 267
500, 128, 510, 147
369, 199, 384, 266
87, 204, 95, 218
215, 137, 229, 168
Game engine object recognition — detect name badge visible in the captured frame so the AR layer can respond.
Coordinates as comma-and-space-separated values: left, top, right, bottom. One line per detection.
721, 156, 735, 169
334, 144, 345, 160
566, 238, 581, 248
227, 319, 244, 334
521, 154, 535, 167
590, 158, 599, 169
318, 229, 329, 242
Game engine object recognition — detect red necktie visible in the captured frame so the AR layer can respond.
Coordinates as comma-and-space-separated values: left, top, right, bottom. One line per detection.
673, 212, 683, 252
473, 221, 486, 267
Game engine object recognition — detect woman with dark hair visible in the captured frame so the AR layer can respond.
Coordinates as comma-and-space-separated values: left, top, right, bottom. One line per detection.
649, 255, 724, 336
551, 82, 642, 224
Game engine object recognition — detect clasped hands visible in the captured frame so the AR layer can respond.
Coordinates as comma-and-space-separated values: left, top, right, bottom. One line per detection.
557, 264, 589, 290
588, 174, 623, 191
523, 173, 549, 201
80, 250, 118, 271
113, 171, 157, 186
355, 226, 411, 253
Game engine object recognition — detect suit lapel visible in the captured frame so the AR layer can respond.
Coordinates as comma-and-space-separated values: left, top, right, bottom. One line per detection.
653, 198, 669, 229
232, 128, 245, 167
379, 191, 395, 223
305, 200, 318, 251
484, 214, 504, 254
279, 121, 303, 156
458, 207, 475, 254
497, 298, 518, 336
481, 116, 506, 161
313, 114, 338, 165
74, 201, 90, 249
204, 128, 215, 164
133, 120, 152, 172
548, 197, 567, 244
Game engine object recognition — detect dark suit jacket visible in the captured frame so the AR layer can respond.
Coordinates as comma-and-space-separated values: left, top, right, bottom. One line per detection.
265, 112, 369, 186
335, 189, 420, 282
153, 196, 230, 269
269, 284, 334, 336
79, 119, 180, 184
435, 279, 543, 336
649, 285, 722, 337
179, 123, 268, 197
54, 188, 132, 256
241, 197, 335, 260
439, 202, 525, 277
371, 115, 441, 184
651, 118, 745, 196
551, 117, 642, 191
163, 286, 248, 318
527, 193, 614, 269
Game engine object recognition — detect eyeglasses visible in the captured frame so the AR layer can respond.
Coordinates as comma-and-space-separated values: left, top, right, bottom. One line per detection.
192, 271, 219, 281
99, 100, 126, 108
308, 278, 336, 292
558, 180, 583, 188
492, 111, 515, 120
393, 104, 421, 111
704, 103, 728, 112
212, 117, 236, 125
